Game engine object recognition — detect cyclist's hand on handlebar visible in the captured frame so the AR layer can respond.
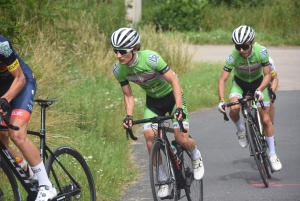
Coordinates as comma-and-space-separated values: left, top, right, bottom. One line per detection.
123, 115, 133, 129
254, 90, 264, 101
218, 101, 226, 113
174, 107, 186, 121
270, 90, 276, 102
0, 98, 11, 113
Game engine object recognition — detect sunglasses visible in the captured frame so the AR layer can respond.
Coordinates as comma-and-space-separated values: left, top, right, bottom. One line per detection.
235, 44, 250, 51
113, 48, 133, 56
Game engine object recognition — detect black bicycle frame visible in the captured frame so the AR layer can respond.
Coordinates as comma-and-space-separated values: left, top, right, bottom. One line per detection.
0, 136, 38, 200
0, 98, 81, 201
154, 120, 186, 189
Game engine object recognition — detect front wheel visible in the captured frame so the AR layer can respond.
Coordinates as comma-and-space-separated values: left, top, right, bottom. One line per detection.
45, 146, 96, 200
0, 159, 21, 201
181, 148, 203, 201
247, 122, 269, 187
149, 141, 178, 201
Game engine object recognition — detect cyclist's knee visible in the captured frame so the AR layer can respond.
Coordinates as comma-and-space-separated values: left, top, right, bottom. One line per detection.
174, 131, 191, 148
8, 130, 28, 147
229, 106, 240, 118
260, 114, 272, 128
144, 129, 155, 149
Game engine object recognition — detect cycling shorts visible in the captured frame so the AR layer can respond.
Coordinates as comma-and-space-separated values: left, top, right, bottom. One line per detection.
143, 91, 189, 131
229, 76, 270, 107
0, 78, 36, 123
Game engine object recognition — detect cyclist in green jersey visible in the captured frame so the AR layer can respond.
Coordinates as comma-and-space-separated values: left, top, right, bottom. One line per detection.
217, 25, 282, 171
111, 28, 204, 198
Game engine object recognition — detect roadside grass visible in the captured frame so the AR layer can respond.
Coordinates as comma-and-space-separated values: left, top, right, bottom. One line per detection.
181, 62, 232, 113
167, 30, 299, 46
8, 4, 295, 199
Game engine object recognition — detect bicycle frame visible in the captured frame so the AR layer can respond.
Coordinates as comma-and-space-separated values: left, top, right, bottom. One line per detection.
157, 124, 186, 188
0, 98, 81, 200
127, 115, 186, 188
0, 129, 38, 200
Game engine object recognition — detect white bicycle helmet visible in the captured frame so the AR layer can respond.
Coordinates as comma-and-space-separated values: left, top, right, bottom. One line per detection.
111, 28, 140, 49
232, 25, 255, 45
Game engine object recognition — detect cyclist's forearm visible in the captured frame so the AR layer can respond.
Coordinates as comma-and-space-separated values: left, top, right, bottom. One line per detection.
171, 81, 183, 108
271, 74, 278, 91
218, 70, 230, 102
218, 81, 226, 102
124, 95, 134, 115
258, 74, 271, 91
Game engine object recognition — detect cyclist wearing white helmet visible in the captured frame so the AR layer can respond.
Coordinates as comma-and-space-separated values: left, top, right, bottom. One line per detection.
217, 25, 282, 171
111, 27, 204, 198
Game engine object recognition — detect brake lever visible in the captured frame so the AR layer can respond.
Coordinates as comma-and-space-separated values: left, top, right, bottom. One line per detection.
222, 105, 229, 121
178, 120, 187, 133
0, 114, 19, 130
126, 128, 138, 141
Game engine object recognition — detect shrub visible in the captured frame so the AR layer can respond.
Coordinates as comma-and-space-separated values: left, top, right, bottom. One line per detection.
141, 0, 208, 32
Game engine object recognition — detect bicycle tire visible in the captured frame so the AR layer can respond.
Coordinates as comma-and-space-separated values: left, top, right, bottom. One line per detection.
45, 146, 96, 200
262, 151, 272, 179
0, 159, 21, 201
181, 148, 203, 201
246, 120, 269, 187
149, 141, 178, 201
250, 107, 272, 178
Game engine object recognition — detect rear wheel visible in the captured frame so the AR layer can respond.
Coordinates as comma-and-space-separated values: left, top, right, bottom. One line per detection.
181, 148, 203, 201
149, 141, 178, 201
0, 159, 21, 201
45, 146, 96, 200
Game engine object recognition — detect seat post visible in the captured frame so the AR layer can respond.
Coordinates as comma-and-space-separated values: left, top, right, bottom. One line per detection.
38, 103, 49, 161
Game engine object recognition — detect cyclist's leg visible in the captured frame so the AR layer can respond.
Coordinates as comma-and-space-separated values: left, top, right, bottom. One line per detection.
229, 80, 251, 147
0, 130, 23, 158
0, 86, 25, 160
143, 107, 159, 155
257, 89, 272, 137
258, 89, 282, 171
9, 81, 57, 198
269, 101, 275, 124
171, 91, 204, 180
228, 79, 243, 125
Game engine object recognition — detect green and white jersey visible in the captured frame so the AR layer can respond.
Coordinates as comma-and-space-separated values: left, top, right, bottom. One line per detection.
113, 50, 173, 98
224, 43, 270, 83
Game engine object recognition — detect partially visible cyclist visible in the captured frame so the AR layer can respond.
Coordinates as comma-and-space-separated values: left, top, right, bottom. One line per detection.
267, 56, 278, 124
0, 35, 57, 201
217, 25, 282, 171
111, 27, 204, 198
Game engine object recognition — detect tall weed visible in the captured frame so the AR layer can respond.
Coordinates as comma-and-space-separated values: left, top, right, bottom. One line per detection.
199, 0, 300, 45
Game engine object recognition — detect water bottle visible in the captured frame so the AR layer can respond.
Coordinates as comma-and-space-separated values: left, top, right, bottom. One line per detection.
171, 141, 181, 164
15, 157, 35, 179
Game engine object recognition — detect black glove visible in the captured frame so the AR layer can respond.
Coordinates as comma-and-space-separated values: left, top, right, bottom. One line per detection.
0, 98, 11, 113
123, 115, 133, 126
268, 87, 276, 103
174, 108, 186, 119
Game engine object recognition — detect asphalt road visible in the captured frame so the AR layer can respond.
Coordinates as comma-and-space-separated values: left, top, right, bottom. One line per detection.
119, 45, 300, 201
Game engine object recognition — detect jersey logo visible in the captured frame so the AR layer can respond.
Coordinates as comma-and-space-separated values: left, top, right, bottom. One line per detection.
0, 41, 13, 57
260, 48, 268, 59
227, 54, 235, 64
148, 54, 158, 66
113, 64, 120, 77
